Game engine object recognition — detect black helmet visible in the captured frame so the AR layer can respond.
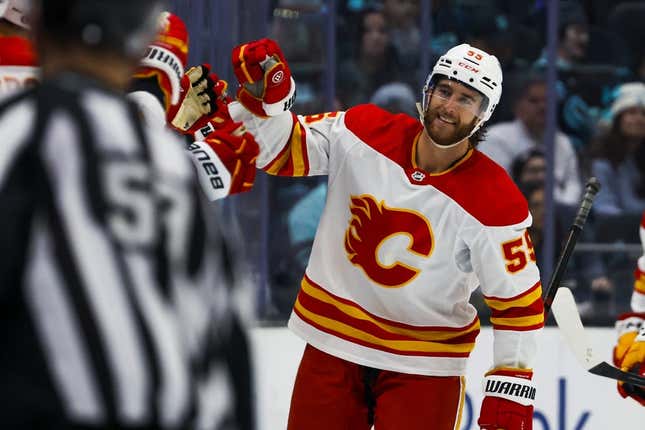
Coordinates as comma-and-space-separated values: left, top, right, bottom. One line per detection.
37, 0, 164, 58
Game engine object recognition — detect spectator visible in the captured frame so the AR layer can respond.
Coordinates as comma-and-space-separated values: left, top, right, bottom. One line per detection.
511, 148, 546, 185
478, 73, 582, 205
533, 1, 631, 152
382, 0, 420, 76
336, 8, 403, 108
369, 81, 417, 117
591, 82, 645, 216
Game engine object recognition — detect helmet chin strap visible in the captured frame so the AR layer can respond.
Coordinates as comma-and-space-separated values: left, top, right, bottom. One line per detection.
416, 102, 482, 149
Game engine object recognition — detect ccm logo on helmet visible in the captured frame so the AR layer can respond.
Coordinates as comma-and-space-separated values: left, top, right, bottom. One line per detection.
458, 62, 479, 73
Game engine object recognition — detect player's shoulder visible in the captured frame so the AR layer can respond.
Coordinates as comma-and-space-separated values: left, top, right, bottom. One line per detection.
438, 149, 528, 227
344, 104, 422, 148
0, 36, 37, 66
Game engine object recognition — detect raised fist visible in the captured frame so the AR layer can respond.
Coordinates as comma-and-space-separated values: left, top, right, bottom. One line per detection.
167, 64, 232, 136
231, 38, 296, 117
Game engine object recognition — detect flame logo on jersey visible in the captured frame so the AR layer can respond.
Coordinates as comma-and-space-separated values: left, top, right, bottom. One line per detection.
344, 195, 434, 287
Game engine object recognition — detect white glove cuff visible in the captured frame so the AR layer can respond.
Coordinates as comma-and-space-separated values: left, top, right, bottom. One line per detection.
636, 325, 645, 342
483, 375, 536, 407
632, 290, 645, 314
140, 45, 183, 105
616, 316, 645, 337
262, 77, 296, 116
186, 141, 231, 201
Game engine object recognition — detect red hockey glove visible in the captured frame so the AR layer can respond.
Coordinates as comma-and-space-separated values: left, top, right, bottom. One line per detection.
613, 313, 644, 367
167, 64, 229, 135
166, 63, 246, 142
231, 38, 296, 117
614, 314, 645, 406
186, 126, 259, 200
478, 368, 535, 430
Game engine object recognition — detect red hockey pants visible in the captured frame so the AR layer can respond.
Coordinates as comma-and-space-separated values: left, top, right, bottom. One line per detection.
287, 344, 466, 430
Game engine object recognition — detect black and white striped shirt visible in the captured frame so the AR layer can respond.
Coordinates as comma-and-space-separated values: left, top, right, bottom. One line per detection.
0, 74, 235, 429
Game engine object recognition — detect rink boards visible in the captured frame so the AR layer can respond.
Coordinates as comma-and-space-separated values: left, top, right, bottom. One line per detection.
250, 326, 645, 430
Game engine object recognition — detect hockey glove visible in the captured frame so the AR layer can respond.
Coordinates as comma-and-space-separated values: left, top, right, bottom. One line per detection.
614, 313, 645, 406
168, 64, 228, 134
186, 126, 259, 201
133, 12, 189, 109
231, 38, 296, 117
613, 313, 644, 367
478, 368, 535, 430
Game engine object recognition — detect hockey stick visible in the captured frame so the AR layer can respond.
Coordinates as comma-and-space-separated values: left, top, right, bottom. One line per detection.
544, 178, 645, 386
543, 177, 600, 314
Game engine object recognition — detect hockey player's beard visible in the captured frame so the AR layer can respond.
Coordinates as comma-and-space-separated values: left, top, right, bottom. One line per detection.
423, 110, 476, 148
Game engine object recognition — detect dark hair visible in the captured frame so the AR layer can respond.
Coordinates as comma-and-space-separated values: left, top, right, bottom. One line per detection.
557, 0, 588, 41
592, 112, 645, 197
38, 0, 162, 57
511, 147, 545, 184
469, 124, 488, 148
508, 71, 547, 109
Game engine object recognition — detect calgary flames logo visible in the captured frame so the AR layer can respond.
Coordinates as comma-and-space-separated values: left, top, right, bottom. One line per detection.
344, 195, 434, 288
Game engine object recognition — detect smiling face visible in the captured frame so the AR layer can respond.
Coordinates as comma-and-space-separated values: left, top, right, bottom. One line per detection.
422, 77, 485, 147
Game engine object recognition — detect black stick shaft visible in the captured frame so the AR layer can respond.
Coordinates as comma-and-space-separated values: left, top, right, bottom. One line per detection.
543, 178, 601, 316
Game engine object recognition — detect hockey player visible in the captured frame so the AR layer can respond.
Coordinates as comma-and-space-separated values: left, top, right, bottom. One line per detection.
129, 12, 257, 429
0, 0, 38, 97
225, 39, 544, 430
129, 11, 259, 201
613, 212, 645, 406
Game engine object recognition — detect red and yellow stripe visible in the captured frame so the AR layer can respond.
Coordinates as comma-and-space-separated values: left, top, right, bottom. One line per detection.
263, 113, 310, 176
157, 34, 189, 56
237, 44, 255, 83
484, 281, 544, 331
634, 269, 645, 295
293, 276, 480, 357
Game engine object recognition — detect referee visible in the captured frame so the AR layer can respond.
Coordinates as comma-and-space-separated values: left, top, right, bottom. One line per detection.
0, 1, 240, 428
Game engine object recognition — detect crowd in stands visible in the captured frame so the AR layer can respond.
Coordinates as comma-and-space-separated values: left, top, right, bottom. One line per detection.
262, 0, 645, 323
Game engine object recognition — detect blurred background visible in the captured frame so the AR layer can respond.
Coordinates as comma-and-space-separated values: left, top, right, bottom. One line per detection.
168, 0, 645, 327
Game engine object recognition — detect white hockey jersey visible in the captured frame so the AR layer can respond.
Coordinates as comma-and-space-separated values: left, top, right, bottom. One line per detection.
632, 213, 645, 313
232, 103, 544, 376
0, 36, 39, 98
